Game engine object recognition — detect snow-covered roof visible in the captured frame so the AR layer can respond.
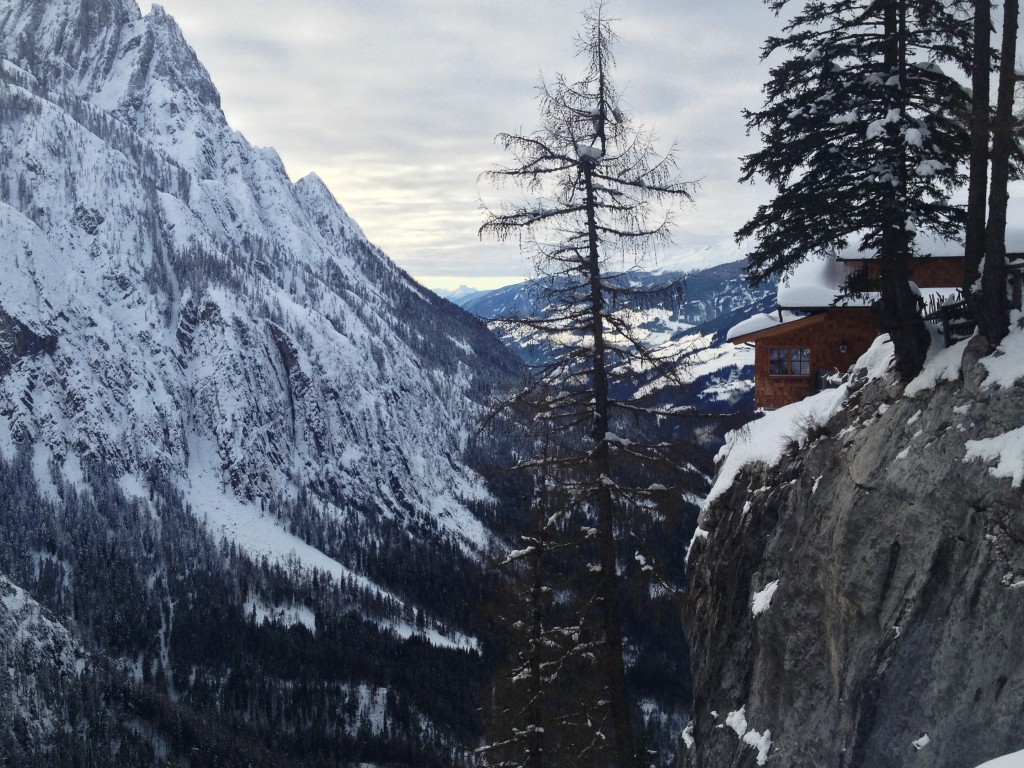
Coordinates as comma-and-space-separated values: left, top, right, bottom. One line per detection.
834, 231, 963, 260
777, 257, 876, 309
726, 310, 809, 342
835, 197, 1024, 259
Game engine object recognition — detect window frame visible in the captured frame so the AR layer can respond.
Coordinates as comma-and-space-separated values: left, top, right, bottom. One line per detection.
768, 346, 812, 377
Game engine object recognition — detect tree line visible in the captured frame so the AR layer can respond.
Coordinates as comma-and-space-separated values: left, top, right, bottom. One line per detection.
0, 444, 498, 766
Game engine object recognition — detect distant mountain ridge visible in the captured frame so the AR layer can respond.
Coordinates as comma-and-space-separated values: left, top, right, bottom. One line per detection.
0, 0, 521, 762
450, 260, 771, 326
433, 284, 483, 301
450, 260, 777, 410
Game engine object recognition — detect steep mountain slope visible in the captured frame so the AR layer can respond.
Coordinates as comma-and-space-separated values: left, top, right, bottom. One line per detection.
0, 0, 517, 552
682, 327, 1024, 767
0, 0, 521, 762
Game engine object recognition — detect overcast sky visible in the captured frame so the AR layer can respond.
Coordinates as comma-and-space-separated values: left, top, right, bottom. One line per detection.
152, 0, 786, 289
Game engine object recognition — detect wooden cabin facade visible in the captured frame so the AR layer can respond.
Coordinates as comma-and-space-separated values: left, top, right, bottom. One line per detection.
728, 254, 966, 410
842, 255, 965, 289
730, 308, 878, 409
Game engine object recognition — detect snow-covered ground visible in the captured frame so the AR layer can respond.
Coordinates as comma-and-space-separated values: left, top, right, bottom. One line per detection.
701, 362, 861, 510
705, 315, 1024, 509
977, 750, 1024, 768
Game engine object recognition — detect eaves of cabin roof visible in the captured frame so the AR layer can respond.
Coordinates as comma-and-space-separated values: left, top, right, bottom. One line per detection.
778, 298, 877, 313
727, 310, 828, 345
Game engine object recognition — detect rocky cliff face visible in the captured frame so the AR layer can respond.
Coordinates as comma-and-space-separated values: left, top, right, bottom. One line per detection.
682, 330, 1024, 767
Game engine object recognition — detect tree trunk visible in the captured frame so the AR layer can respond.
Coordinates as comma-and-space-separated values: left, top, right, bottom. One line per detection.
584, 164, 636, 768
878, 0, 930, 379
964, 0, 991, 305
979, 0, 1017, 345
526, 441, 550, 768
877, 268, 931, 380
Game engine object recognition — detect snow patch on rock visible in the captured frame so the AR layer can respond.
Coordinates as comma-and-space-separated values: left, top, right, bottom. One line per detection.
751, 580, 780, 616
964, 426, 1024, 488
724, 706, 772, 765
976, 749, 1024, 768
704, 383, 850, 509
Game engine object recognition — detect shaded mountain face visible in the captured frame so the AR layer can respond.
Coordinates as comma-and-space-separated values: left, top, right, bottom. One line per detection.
0, 0, 522, 762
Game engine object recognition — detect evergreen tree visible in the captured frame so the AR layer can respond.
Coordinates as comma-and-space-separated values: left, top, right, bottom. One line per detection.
737, 0, 973, 378
479, 3, 699, 765
963, 0, 991, 311
978, 0, 1019, 344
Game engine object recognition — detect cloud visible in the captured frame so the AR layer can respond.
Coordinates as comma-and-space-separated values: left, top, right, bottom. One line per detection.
154, 0, 783, 287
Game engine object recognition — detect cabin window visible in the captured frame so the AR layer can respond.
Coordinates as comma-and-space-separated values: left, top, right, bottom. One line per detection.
769, 347, 811, 376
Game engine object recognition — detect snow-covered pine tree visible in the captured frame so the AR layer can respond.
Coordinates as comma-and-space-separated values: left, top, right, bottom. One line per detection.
737, 0, 973, 379
479, 3, 701, 765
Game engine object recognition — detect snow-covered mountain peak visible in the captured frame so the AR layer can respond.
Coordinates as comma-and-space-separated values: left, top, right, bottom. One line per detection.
3, 0, 136, 96
294, 171, 367, 243
1, 0, 224, 171
0, 0, 521, 587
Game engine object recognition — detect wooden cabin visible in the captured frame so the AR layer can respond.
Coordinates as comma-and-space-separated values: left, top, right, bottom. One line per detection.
841, 254, 965, 289
728, 307, 877, 409
728, 253, 964, 410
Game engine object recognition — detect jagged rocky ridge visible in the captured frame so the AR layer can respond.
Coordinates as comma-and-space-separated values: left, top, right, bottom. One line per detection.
682, 330, 1024, 767
0, 0, 522, 763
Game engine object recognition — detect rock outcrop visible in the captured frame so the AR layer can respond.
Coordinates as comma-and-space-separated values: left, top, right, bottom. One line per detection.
682, 332, 1024, 767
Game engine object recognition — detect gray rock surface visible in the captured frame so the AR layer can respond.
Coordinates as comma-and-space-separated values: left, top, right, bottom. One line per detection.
682, 337, 1024, 767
